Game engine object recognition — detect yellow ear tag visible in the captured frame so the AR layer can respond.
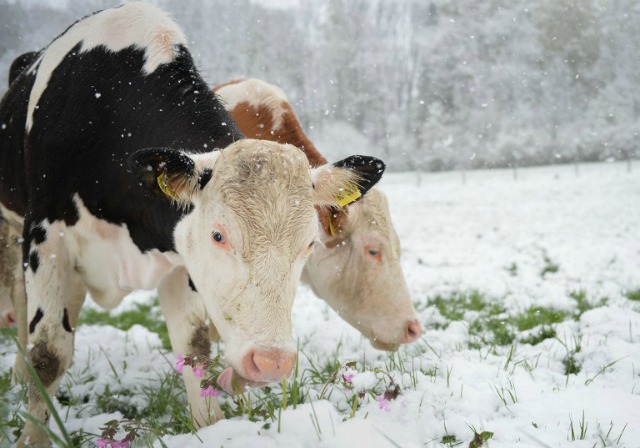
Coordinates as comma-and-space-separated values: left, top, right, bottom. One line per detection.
328, 214, 336, 237
157, 170, 176, 199
336, 183, 361, 207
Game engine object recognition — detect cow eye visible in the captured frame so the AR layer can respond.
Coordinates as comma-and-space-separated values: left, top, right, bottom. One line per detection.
365, 245, 382, 261
305, 240, 315, 254
212, 231, 225, 244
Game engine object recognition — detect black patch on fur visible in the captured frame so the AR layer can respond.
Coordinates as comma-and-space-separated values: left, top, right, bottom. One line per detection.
9, 51, 39, 86
189, 325, 211, 357
188, 276, 198, 293
333, 155, 386, 201
28, 251, 40, 273
62, 308, 72, 332
29, 341, 61, 387
29, 223, 47, 245
29, 307, 44, 334
1, 38, 243, 255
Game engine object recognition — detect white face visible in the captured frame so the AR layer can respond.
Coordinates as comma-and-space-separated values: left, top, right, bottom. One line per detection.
175, 183, 316, 380
152, 139, 373, 386
304, 188, 422, 350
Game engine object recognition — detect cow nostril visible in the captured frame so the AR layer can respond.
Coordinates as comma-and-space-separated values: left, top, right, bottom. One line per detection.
405, 319, 422, 342
242, 349, 261, 378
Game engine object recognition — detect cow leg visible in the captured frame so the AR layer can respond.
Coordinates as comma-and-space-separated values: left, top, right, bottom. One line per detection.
158, 266, 223, 428
0, 211, 14, 326
0, 213, 30, 383
10, 223, 28, 383
17, 220, 83, 447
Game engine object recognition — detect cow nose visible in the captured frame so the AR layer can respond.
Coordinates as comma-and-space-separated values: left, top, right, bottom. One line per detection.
404, 319, 422, 343
242, 349, 296, 382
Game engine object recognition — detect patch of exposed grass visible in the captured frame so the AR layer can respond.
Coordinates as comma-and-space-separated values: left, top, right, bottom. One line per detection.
519, 326, 557, 346
0, 369, 26, 444
625, 289, 640, 302
563, 352, 582, 375
424, 289, 612, 348
514, 307, 568, 332
541, 254, 559, 277
425, 290, 499, 322
441, 433, 463, 446
570, 290, 608, 316
469, 317, 515, 347
424, 291, 515, 347
79, 297, 170, 350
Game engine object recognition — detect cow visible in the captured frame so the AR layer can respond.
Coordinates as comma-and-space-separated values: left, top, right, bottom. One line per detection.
0, 4, 384, 445
213, 78, 422, 350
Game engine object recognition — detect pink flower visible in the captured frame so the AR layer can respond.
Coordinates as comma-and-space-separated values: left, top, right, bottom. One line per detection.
343, 372, 355, 383
193, 365, 203, 377
200, 386, 222, 397
95, 439, 130, 448
175, 355, 184, 374
113, 440, 130, 448
376, 395, 390, 412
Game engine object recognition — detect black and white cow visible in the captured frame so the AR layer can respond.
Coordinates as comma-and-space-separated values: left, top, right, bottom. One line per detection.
0, 3, 384, 445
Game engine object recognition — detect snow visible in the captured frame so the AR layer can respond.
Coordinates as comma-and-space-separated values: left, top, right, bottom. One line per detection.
1, 161, 639, 447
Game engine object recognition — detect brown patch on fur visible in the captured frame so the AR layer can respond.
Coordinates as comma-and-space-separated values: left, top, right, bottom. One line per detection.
272, 102, 328, 167
190, 325, 211, 357
213, 78, 245, 91
224, 101, 277, 141
213, 83, 328, 167
29, 341, 61, 387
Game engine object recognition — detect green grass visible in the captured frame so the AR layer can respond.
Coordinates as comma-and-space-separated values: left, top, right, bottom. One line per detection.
422, 289, 610, 349
519, 326, 557, 346
625, 289, 640, 302
78, 297, 171, 350
540, 254, 560, 277
569, 290, 608, 316
514, 307, 568, 331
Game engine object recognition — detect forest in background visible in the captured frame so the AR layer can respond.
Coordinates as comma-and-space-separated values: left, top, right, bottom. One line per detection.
0, 0, 638, 171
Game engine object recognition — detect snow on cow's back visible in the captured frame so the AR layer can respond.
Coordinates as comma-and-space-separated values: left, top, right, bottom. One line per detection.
27, 2, 187, 130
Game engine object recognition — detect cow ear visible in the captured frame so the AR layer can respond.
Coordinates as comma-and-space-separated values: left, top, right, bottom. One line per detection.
128, 148, 214, 207
311, 155, 385, 208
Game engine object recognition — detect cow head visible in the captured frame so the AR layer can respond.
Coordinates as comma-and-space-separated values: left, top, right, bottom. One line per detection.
130, 139, 384, 391
303, 188, 421, 351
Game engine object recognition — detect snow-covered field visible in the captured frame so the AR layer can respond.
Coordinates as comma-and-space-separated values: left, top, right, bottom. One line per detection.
1, 161, 639, 447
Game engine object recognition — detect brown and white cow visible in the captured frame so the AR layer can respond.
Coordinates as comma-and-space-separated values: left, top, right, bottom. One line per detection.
214, 78, 421, 350
0, 5, 384, 445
